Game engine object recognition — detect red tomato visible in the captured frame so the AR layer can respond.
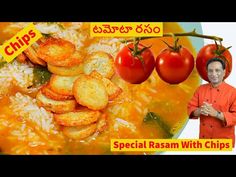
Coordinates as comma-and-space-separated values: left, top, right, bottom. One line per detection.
115, 43, 155, 84
155, 47, 194, 84
196, 44, 232, 82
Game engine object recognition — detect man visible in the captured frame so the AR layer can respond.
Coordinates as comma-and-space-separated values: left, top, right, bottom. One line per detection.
187, 58, 236, 147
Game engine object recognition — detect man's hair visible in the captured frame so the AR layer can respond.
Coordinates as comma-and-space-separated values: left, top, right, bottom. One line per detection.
206, 58, 226, 70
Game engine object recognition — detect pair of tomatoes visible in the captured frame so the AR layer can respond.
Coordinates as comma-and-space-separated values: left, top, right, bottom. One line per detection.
115, 43, 232, 84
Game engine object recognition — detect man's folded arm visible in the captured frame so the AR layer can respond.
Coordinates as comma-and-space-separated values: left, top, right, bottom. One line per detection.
223, 98, 236, 127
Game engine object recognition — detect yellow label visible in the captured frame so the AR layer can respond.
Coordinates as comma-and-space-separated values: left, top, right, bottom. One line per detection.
111, 139, 233, 152
90, 22, 163, 37
0, 23, 42, 62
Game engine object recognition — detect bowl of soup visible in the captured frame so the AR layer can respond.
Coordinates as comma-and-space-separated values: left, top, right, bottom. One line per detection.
0, 22, 203, 155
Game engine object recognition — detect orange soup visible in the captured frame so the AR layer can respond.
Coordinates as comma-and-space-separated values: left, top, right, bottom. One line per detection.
0, 22, 200, 154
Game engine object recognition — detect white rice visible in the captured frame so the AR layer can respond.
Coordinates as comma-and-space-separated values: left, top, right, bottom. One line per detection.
108, 103, 131, 118
134, 100, 142, 107
0, 60, 34, 97
87, 38, 125, 57
56, 29, 87, 49
2, 22, 30, 34
0, 118, 10, 131
35, 22, 88, 50
178, 83, 193, 94
139, 93, 152, 103
9, 92, 58, 134
148, 72, 159, 87
134, 105, 142, 114
80, 131, 100, 144
146, 87, 158, 94
114, 118, 136, 132
35, 23, 62, 34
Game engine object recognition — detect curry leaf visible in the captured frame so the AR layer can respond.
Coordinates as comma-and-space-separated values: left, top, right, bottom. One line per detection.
144, 112, 174, 138
42, 33, 52, 38
0, 61, 7, 69
33, 65, 52, 86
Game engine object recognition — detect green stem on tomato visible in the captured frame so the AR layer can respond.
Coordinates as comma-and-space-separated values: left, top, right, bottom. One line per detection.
120, 29, 223, 43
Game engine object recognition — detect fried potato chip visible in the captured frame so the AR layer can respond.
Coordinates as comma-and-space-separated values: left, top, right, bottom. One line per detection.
41, 84, 74, 101
63, 123, 97, 140
36, 91, 77, 113
90, 71, 122, 100
36, 37, 47, 45
47, 50, 84, 67
83, 51, 114, 79
73, 74, 108, 110
54, 108, 100, 126
47, 63, 84, 76
49, 75, 79, 96
16, 53, 27, 63
102, 77, 123, 100
96, 113, 108, 133
37, 37, 75, 64
24, 46, 46, 66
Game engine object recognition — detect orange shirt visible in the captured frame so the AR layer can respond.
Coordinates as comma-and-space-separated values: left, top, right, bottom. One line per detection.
187, 82, 236, 146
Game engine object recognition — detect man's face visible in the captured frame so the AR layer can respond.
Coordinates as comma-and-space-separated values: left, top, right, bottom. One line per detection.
207, 61, 225, 85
